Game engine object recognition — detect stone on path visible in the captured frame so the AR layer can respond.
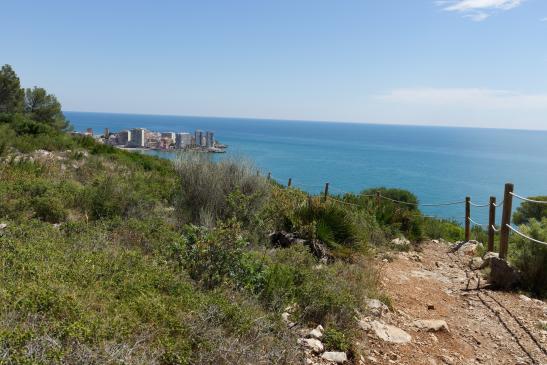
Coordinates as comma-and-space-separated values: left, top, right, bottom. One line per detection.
370, 320, 412, 343
413, 319, 449, 332
321, 351, 348, 363
469, 257, 484, 270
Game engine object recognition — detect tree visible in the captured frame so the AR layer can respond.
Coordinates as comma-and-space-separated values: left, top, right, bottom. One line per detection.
24, 87, 68, 130
513, 197, 547, 225
0, 64, 24, 113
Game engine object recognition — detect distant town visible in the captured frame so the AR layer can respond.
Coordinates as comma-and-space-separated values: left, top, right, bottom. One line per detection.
73, 128, 227, 153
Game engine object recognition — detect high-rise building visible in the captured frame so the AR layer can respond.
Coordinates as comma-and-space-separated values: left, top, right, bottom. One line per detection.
104, 128, 110, 138
205, 131, 214, 147
118, 130, 131, 145
130, 128, 146, 147
86, 128, 93, 136
161, 132, 175, 141
194, 130, 203, 146
175, 132, 192, 148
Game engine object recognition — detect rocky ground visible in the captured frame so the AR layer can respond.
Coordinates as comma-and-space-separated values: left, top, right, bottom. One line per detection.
359, 240, 547, 365
291, 240, 546, 364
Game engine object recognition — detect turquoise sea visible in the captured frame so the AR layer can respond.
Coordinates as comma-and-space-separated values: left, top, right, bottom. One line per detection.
65, 111, 547, 225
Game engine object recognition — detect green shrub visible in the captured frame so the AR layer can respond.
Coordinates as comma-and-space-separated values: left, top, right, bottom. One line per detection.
32, 195, 67, 223
423, 217, 464, 242
323, 328, 351, 352
513, 197, 547, 225
182, 221, 248, 289
296, 202, 359, 250
509, 218, 547, 298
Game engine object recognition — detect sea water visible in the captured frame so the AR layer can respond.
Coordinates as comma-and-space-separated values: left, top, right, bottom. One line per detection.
65, 111, 547, 224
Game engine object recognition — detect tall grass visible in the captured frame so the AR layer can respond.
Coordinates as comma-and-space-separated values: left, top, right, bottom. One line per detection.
174, 153, 270, 227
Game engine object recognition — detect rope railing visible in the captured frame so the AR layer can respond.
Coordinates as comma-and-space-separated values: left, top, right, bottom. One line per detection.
267, 175, 547, 257
470, 201, 490, 208
509, 192, 547, 205
468, 217, 487, 227
506, 224, 547, 246
379, 194, 466, 207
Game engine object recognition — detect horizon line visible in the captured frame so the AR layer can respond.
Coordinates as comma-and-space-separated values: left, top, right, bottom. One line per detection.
64, 109, 547, 133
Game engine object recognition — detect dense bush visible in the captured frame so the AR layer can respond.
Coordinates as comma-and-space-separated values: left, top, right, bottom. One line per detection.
422, 217, 464, 242
509, 218, 547, 297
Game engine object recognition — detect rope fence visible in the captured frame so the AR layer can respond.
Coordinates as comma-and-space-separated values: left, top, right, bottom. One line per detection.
506, 225, 547, 246
510, 192, 547, 205
265, 173, 546, 260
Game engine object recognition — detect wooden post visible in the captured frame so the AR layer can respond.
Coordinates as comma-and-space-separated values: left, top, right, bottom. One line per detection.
499, 183, 514, 260
375, 191, 381, 208
267, 172, 271, 180
323, 182, 329, 202
488, 196, 496, 252
465, 197, 470, 242
287, 178, 292, 188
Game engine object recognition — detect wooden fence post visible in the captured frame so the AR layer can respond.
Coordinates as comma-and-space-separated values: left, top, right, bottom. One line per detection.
488, 196, 496, 252
499, 183, 514, 260
267, 172, 271, 180
323, 182, 329, 202
375, 191, 381, 208
465, 197, 471, 242
287, 178, 292, 188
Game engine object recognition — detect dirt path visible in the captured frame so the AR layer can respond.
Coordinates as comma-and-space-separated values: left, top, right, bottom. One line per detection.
361, 241, 547, 365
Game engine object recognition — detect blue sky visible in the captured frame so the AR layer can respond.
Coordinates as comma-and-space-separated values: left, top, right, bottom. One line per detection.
2, 0, 547, 129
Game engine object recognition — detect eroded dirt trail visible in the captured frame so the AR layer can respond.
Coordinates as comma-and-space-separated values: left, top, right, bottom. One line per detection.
362, 241, 547, 365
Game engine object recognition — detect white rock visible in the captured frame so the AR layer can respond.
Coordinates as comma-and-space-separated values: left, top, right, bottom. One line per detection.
0, 223, 7, 230
391, 237, 410, 246
297, 338, 324, 353
519, 294, 532, 302
453, 240, 483, 256
370, 320, 411, 343
321, 351, 348, 363
365, 298, 389, 317
281, 312, 290, 323
308, 325, 324, 339
413, 319, 449, 332
469, 257, 484, 270
483, 251, 499, 261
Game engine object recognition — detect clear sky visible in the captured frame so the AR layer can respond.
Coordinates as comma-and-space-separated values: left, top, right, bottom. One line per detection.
2, 0, 547, 129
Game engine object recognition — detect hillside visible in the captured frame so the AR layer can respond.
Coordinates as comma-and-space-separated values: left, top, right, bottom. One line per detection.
1, 64, 546, 364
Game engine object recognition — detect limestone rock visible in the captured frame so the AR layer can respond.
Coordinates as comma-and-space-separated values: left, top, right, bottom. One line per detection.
308, 325, 324, 339
297, 338, 324, 353
469, 257, 484, 271
321, 351, 348, 363
391, 237, 410, 246
451, 240, 483, 256
370, 320, 411, 343
365, 298, 389, 317
413, 319, 449, 332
